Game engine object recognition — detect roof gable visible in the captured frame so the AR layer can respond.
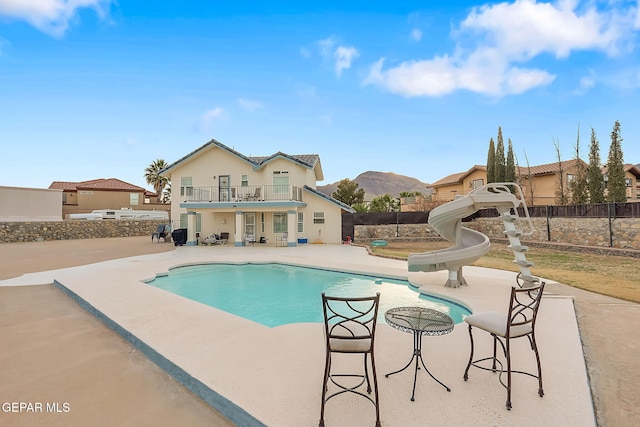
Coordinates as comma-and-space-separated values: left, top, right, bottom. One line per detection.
429, 165, 486, 188
161, 138, 324, 180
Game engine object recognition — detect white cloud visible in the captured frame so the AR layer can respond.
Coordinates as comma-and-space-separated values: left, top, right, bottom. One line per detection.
334, 45, 358, 77
317, 37, 335, 59
411, 28, 422, 41
365, 0, 638, 97
237, 98, 263, 112
316, 36, 359, 77
574, 75, 596, 94
0, 0, 111, 38
461, 0, 623, 59
198, 107, 228, 131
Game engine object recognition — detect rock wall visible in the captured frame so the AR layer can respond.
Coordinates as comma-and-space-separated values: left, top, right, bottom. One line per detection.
0, 220, 164, 243
355, 217, 640, 251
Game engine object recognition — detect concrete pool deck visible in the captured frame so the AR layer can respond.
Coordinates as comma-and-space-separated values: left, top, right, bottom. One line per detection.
0, 238, 602, 426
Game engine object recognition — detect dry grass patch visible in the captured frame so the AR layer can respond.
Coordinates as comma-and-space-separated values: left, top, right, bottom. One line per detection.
369, 241, 640, 303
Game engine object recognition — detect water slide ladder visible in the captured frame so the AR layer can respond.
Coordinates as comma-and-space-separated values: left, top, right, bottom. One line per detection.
494, 184, 540, 288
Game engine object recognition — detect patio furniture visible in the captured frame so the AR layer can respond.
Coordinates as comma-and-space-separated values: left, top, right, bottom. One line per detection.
276, 232, 288, 247
220, 232, 229, 244
202, 234, 223, 245
319, 293, 381, 427
152, 224, 169, 242
244, 234, 256, 245
463, 282, 546, 409
384, 307, 454, 401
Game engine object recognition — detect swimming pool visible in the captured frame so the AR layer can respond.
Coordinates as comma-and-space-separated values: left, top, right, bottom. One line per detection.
146, 263, 471, 327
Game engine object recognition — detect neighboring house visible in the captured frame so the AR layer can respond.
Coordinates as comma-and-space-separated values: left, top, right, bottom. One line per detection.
160, 139, 354, 246
0, 186, 63, 222
602, 164, 640, 202
423, 159, 639, 208
427, 165, 488, 205
49, 178, 169, 219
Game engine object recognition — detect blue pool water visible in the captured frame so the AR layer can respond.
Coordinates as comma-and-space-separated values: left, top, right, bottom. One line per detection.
146, 263, 471, 327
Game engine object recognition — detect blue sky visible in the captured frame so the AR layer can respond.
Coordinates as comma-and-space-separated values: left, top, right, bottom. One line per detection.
1, 1, 639, 191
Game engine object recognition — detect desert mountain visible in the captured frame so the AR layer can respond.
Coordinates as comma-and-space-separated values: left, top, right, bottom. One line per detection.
317, 171, 430, 199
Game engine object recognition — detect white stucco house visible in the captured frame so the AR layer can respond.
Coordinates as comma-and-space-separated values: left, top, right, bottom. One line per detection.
160, 139, 354, 246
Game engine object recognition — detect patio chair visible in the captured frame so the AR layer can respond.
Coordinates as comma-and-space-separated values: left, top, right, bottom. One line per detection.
253, 187, 261, 201
244, 234, 256, 245
152, 224, 168, 242
220, 232, 229, 244
276, 232, 288, 247
319, 293, 381, 427
463, 282, 546, 410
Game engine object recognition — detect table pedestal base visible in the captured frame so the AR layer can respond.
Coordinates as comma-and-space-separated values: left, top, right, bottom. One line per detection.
385, 331, 451, 401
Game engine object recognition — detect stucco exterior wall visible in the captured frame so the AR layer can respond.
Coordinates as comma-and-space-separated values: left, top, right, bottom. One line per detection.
0, 186, 63, 222
300, 192, 343, 244
62, 189, 157, 218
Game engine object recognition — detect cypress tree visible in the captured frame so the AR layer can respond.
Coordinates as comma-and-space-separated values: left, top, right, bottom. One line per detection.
554, 139, 568, 205
569, 125, 589, 204
586, 127, 605, 203
486, 138, 495, 183
495, 127, 506, 182
505, 138, 516, 183
606, 120, 626, 202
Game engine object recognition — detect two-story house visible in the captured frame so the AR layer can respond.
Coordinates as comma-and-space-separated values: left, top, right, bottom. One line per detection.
160, 139, 354, 246
424, 159, 640, 207
49, 178, 167, 219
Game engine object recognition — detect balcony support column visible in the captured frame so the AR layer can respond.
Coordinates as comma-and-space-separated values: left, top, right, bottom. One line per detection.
186, 211, 197, 246
234, 211, 244, 246
287, 210, 297, 247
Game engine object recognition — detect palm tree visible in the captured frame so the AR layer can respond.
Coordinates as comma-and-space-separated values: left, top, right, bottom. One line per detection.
144, 159, 169, 203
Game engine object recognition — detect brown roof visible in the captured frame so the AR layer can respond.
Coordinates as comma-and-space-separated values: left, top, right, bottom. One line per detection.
600, 164, 640, 178
516, 159, 584, 176
429, 159, 590, 188
429, 165, 486, 187
49, 178, 145, 192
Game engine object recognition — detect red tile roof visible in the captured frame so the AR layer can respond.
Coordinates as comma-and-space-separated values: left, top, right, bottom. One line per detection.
49, 178, 145, 192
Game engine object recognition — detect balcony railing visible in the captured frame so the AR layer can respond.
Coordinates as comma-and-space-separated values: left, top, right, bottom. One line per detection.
182, 185, 303, 203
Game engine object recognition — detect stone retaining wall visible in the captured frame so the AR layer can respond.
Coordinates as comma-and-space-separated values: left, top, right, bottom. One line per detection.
0, 220, 164, 243
355, 217, 640, 251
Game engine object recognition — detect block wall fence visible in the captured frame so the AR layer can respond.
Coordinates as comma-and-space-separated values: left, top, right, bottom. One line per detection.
354, 217, 640, 252
0, 220, 164, 243
1, 218, 639, 254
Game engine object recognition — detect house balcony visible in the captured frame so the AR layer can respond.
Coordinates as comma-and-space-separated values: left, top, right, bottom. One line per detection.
182, 185, 304, 204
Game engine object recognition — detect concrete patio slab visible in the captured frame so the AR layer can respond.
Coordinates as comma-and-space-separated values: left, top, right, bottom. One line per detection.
2, 243, 596, 426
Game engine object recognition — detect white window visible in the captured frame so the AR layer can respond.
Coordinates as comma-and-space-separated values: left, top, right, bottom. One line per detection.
260, 212, 265, 233
179, 213, 202, 232
130, 193, 139, 205
313, 211, 325, 224
180, 177, 193, 196
625, 178, 632, 187
273, 171, 289, 194
472, 179, 484, 189
241, 174, 249, 187
297, 212, 304, 232
273, 212, 287, 233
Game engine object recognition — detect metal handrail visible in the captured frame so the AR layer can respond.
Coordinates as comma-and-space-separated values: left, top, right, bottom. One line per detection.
183, 185, 303, 202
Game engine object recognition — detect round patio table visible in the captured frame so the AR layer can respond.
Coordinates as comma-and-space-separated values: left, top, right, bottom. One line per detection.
384, 306, 454, 401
